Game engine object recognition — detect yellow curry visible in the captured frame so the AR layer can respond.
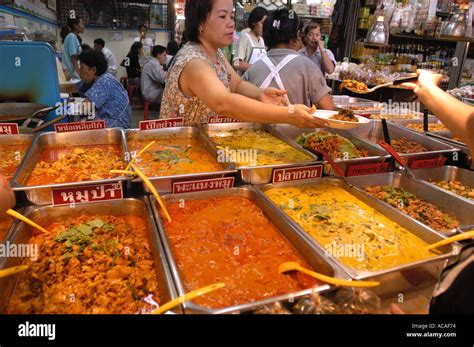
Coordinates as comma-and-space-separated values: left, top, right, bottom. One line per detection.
128, 135, 224, 177
265, 184, 438, 272
210, 129, 312, 166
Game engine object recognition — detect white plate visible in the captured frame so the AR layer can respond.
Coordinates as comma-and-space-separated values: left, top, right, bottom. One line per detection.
312, 110, 371, 129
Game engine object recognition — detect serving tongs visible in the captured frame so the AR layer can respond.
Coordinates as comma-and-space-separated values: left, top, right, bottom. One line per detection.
312, 148, 353, 188
378, 119, 415, 178
342, 74, 418, 95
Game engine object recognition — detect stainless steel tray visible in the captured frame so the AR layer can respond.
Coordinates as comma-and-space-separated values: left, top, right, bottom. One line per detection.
150, 187, 348, 314
0, 197, 180, 314
0, 208, 23, 244
350, 121, 459, 164
11, 128, 131, 205
427, 132, 472, 169
412, 166, 474, 205
200, 123, 321, 184
255, 178, 457, 284
332, 96, 375, 105
347, 172, 474, 236
0, 134, 34, 183
125, 127, 237, 193
274, 125, 390, 175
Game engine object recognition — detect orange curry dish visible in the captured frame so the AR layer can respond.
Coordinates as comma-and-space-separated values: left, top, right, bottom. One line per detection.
25, 145, 125, 186
162, 196, 319, 309
7, 214, 162, 314
128, 135, 224, 177
0, 144, 29, 181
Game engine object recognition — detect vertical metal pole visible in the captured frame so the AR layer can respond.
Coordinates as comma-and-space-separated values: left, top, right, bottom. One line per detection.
343, 0, 360, 60
169, 0, 176, 42
449, 41, 469, 89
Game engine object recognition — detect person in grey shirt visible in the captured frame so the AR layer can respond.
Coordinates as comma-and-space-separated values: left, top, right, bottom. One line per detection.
141, 45, 167, 104
299, 22, 336, 75
243, 9, 334, 110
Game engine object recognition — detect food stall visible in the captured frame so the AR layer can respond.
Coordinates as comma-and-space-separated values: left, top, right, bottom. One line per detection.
0, 0, 472, 320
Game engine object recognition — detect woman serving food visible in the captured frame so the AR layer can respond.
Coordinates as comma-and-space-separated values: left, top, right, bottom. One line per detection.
160, 0, 327, 128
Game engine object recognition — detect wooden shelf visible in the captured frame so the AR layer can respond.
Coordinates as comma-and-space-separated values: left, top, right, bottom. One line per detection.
390, 33, 472, 43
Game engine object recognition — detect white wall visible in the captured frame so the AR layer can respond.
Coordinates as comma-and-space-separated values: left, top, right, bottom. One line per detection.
79, 28, 170, 79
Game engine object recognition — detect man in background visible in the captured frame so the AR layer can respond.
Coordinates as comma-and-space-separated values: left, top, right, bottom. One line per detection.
141, 45, 167, 105
93, 38, 117, 77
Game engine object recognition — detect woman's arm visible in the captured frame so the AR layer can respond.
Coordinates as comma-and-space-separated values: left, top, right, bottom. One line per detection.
404, 70, 474, 153
71, 56, 80, 77
180, 59, 327, 128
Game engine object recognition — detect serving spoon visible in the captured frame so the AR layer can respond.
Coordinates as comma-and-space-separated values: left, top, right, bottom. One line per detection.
424, 229, 474, 251
279, 262, 380, 287
342, 74, 418, 94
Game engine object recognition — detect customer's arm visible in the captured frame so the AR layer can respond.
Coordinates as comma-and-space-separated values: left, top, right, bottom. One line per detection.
404, 70, 474, 152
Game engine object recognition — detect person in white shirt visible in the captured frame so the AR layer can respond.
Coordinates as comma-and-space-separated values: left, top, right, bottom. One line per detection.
299, 22, 336, 75
134, 24, 155, 63
233, 6, 268, 74
93, 38, 117, 76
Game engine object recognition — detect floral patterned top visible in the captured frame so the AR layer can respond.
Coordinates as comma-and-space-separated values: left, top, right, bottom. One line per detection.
160, 43, 231, 125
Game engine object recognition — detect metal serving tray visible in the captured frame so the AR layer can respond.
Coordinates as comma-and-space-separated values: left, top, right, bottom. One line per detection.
350, 121, 459, 164
150, 187, 348, 314
427, 132, 472, 169
200, 123, 321, 184
255, 178, 457, 284
125, 127, 237, 193
274, 125, 390, 175
412, 166, 474, 205
347, 172, 474, 236
0, 198, 180, 314
0, 134, 34, 183
11, 128, 130, 205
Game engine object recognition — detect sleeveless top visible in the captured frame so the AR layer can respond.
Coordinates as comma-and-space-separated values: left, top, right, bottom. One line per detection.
160, 42, 231, 125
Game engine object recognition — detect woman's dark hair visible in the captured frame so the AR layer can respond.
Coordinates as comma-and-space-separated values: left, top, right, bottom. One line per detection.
248, 7, 268, 30
152, 45, 167, 57
138, 24, 148, 32
263, 9, 301, 50
129, 42, 143, 56
81, 43, 91, 51
78, 49, 108, 76
185, 0, 213, 43
167, 40, 179, 56
60, 17, 82, 43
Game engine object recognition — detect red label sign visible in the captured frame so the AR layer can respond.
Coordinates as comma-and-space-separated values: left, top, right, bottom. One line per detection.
409, 157, 447, 170
272, 165, 323, 183
51, 182, 123, 206
139, 118, 184, 130
346, 162, 390, 177
172, 177, 235, 194
55, 120, 106, 133
208, 115, 243, 124
0, 123, 19, 135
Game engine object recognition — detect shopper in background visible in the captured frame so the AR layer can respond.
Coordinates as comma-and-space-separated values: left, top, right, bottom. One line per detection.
134, 24, 154, 62
121, 42, 143, 86
77, 49, 131, 129
233, 6, 268, 74
141, 45, 167, 105
0, 173, 15, 216
94, 38, 117, 76
243, 9, 334, 110
300, 22, 336, 75
160, 0, 326, 128
60, 16, 84, 79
